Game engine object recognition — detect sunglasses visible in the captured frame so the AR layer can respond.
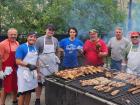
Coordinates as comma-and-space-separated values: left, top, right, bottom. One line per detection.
131, 36, 139, 39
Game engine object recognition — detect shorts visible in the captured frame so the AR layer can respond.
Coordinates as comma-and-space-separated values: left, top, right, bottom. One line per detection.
17, 89, 35, 97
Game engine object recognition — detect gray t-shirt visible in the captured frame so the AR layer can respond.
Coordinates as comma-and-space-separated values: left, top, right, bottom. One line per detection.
35, 35, 59, 54
108, 37, 130, 61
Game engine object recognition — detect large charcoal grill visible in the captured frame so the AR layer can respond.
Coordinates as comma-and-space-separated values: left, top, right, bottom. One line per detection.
45, 71, 140, 105
45, 77, 117, 105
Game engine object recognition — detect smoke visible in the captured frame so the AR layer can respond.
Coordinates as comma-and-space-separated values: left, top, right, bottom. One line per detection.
65, 0, 125, 42
64, 0, 139, 41
130, 0, 140, 31
118, 0, 140, 37
68, 0, 95, 36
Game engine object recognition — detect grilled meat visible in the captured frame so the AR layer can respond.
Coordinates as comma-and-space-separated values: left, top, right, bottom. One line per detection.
55, 66, 105, 79
132, 89, 140, 94
111, 90, 120, 96
128, 86, 140, 92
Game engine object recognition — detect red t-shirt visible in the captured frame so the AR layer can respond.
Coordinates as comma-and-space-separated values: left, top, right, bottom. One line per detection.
83, 39, 108, 66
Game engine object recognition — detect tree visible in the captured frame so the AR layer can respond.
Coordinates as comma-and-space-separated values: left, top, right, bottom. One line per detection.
0, 0, 47, 33
1, 0, 126, 36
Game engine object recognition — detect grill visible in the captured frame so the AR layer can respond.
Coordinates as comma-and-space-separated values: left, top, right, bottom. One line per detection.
45, 77, 117, 105
45, 68, 140, 105
68, 75, 134, 100
53, 71, 105, 84
112, 92, 140, 105
46, 75, 73, 84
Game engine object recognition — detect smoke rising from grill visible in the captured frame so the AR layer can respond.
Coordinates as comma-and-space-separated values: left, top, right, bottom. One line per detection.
65, 0, 125, 40
64, 0, 140, 40
130, 0, 140, 32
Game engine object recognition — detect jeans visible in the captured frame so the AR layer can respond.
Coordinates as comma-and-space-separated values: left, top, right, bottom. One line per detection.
110, 59, 122, 71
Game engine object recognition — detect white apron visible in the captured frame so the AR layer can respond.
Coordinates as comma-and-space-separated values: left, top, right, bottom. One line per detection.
17, 43, 38, 92
38, 36, 59, 77
127, 44, 140, 75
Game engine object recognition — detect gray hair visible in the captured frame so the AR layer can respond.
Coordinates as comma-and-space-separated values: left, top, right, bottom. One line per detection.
7, 28, 18, 34
115, 27, 123, 32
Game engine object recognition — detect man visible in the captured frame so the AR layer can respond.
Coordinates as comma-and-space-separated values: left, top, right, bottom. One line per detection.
16, 32, 38, 105
35, 24, 60, 105
83, 29, 108, 66
125, 32, 140, 75
59, 27, 83, 69
0, 28, 19, 105
108, 27, 130, 71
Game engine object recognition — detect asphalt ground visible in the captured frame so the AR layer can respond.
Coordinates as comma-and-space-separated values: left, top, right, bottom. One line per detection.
4, 87, 45, 105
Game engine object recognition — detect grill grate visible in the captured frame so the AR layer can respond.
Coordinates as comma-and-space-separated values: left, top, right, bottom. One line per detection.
68, 75, 134, 101
51, 72, 105, 84
112, 92, 140, 105
46, 70, 140, 105
46, 73, 140, 105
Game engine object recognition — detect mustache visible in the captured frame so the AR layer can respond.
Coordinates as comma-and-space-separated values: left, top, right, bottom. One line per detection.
10, 37, 17, 39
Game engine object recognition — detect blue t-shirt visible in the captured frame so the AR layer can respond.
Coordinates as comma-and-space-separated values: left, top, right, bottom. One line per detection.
59, 38, 83, 67
16, 43, 37, 60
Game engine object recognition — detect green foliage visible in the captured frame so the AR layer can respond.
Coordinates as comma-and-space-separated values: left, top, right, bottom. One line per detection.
1, 0, 46, 33
1, 0, 126, 35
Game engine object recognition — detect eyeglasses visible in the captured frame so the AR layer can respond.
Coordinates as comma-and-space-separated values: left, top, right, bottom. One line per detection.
131, 36, 139, 39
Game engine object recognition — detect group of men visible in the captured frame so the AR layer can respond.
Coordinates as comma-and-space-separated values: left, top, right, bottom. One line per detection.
108, 27, 140, 74
0, 24, 140, 105
0, 24, 60, 105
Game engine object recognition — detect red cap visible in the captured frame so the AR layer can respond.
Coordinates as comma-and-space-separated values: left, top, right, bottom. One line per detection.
130, 32, 139, 36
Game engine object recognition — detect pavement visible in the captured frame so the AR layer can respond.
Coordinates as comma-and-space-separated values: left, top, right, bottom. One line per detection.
5, 87, 45, 105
